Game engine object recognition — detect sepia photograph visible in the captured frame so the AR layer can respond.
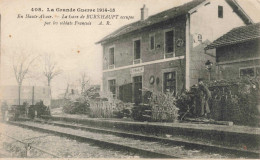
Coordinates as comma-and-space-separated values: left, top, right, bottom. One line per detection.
0, 0, 260, 158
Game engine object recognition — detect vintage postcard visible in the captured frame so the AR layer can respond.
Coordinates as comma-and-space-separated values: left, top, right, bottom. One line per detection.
0, 0, 260, 159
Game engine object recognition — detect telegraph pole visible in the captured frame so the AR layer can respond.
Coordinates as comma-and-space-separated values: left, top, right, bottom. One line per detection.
0, 14, 2, 101
0, 14, 2, 86
32, 86, 34, 105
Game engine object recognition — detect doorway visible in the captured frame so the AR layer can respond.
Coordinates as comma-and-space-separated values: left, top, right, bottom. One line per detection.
133, 76, 142, 104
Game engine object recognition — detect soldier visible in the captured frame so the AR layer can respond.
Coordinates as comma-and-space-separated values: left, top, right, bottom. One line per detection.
196, 81, 211, 117
23, 102, 30, 117
1, 101, 8, 121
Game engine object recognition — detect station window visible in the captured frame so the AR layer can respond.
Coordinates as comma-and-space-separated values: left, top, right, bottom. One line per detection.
150, 35, 155, 50
108, 79, 116, 97
218, 6, 223, 18
240, 66, 260, 78
163, 71, 176, 95
165, 30, 175, 58
134, 39, 141, 60
240, 67, 255, 77
256, 67, 260, 76
109, 47, 115, 65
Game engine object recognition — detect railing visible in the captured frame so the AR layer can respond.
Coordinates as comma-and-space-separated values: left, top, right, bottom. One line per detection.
133, 59, 142, 64
0, 133, 60, 158
164, 53, 174, 59
109, 64, 115, 69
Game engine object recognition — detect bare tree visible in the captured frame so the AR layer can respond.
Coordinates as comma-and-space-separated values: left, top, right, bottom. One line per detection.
43, 54, 62, 97
63, 73, 73, 99
13, 54, 38, 105
63, 83, 70, 99
79, 72, 90, 95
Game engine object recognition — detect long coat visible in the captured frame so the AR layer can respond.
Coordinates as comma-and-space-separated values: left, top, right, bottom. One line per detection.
196, 83, 211, 116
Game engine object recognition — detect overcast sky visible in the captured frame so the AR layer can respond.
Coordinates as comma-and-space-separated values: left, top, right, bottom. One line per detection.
0, 0, 259, 98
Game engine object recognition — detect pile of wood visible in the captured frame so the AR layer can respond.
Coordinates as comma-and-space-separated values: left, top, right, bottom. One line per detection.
184, 117, 233, 126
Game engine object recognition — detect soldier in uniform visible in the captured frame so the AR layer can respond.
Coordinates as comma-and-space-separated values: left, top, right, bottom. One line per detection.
196, 81, 211, 117
1, 101, 8, 121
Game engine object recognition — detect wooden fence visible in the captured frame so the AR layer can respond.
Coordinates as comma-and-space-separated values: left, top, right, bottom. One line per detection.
89, 100, 116, 118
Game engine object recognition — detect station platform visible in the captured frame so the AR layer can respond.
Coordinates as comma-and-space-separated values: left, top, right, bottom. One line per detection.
41, 114, 260, 150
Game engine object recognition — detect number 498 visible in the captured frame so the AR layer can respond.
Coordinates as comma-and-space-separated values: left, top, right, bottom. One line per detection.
31, 8, 42, 12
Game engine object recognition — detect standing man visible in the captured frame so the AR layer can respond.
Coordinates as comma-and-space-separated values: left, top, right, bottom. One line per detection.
196, 81, 211, 117
1, 101, 8, 121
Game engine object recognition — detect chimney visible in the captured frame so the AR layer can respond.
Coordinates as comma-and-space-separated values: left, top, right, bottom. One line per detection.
140, 4, 148, 20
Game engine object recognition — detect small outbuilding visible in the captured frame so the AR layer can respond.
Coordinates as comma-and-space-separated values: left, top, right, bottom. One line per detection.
205, 23, 260, 79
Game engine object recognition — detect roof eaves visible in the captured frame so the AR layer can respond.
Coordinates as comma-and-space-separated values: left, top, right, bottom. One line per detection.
225, 0, 254, 24
96, 0, 207, 44
95, 22, 138, 44
188, 0, 210, 14
96, 15, 187, 44
205, 36, 260, 50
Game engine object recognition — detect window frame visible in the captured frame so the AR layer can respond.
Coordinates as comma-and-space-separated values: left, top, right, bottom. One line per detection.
131, 75, 143, 104
149, 33, 155, 51
108, 78, 116, 98
239, 66, 260, 78
218, 5, 223, 18
132, 37, 142, 64
164, 28, 175, 58
108, 45, 115, 68
162, 70, 177, 96
256, 66, 260, 77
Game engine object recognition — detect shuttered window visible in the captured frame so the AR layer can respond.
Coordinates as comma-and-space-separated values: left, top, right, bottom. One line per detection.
134, 40, 141, 60
150, 35, 155, 50
165, 30, 175, 57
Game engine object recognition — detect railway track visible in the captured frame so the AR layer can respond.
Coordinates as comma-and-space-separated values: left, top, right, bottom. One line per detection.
7, 119, 260, 158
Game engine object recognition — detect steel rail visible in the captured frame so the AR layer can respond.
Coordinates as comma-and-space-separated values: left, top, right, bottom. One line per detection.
22, 134, 51, 141
8, 121, 180, 158
32, 118, 259, 158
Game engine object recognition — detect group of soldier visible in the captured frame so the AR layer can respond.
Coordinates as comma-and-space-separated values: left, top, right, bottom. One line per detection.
0, 101, 50, 121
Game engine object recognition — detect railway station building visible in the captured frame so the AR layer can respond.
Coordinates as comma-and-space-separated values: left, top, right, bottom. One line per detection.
97, 0, 253, 104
